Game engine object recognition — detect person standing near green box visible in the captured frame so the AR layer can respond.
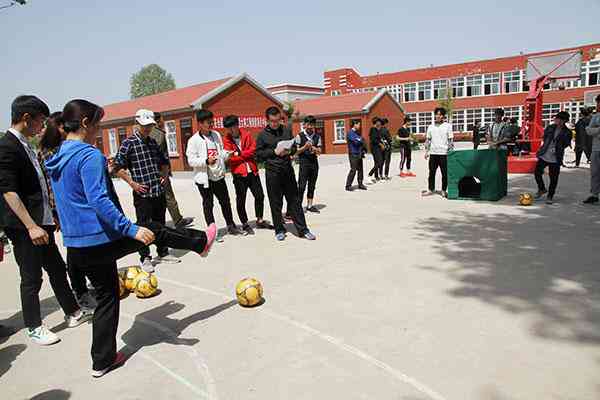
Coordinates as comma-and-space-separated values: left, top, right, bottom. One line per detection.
422, 107, 454, 198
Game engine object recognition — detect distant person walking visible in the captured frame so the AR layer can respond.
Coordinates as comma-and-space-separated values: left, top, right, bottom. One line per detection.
398, 116, 415, 177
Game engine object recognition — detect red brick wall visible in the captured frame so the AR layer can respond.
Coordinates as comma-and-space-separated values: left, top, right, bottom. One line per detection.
367, 94, 405, 140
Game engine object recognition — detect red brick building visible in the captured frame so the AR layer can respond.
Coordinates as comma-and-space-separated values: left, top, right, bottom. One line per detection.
292, 90, 404, 154
100, 73, 283, 171
324, 43, 600, 138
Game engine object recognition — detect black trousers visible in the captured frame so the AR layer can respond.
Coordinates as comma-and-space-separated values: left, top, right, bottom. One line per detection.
346, 154, 364, 188
383, 149, 392, 177
67, 262, 88, 299
196, 179, 236, 227
133, 194, 167, 261
575, 147, 592, 166
265, 167, 308, 235
534, 159, 561, 198
232, 173, 265, 225
298, 162, 319, 201
4, 226, 79, 329
368, 149, 384, 179
67, 222, 207, 371
428, 154, 448, 191
473, 140, 480, 150
399, 144, 412, 170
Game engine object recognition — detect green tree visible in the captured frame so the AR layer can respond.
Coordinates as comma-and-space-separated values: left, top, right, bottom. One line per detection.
130, 64, 176, 99
438, 82, 454, 117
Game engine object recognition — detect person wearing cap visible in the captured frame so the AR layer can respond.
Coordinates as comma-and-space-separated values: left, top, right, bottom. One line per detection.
584, 95, 600, 205
113, 109, 180, 271
294, 115, 322, 213
222, 114, 273, 235
534, 111, 572, 204
150, 112, 194, 229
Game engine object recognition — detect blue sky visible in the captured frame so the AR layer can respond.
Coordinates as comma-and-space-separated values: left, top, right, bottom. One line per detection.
1, 0, 598, 128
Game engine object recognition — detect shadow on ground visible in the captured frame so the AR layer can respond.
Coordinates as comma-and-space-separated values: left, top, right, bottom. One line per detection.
28, 389, 71, 400
414, 170, 600, 344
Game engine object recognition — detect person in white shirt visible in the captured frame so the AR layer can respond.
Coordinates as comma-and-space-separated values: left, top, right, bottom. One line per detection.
422, 107, 454, 198
186, 110, 242, 240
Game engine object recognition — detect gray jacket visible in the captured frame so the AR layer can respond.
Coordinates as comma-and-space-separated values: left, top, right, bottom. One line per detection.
586, 112, 600, 152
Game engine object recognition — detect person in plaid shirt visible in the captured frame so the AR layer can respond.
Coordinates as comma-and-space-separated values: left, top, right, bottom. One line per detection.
113, 109, 180, 271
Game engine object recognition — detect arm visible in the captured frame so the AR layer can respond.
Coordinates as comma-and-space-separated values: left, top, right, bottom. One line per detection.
447, 124, 455, 152
255, 134, 277, 162
586, 115, 600, 137
240, 135, 257, 160
186, 136, 208, 168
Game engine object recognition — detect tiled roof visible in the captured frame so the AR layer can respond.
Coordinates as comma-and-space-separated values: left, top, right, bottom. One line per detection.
293, 92, 382, 117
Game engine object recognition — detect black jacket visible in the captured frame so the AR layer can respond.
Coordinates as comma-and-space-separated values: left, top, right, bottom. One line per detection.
0, 131, 45, 230
256, 125, 296, 173
575, 117, 591, 148
536, 124, 572, 165
380, 127, 392, 151
369, 127, 383, 154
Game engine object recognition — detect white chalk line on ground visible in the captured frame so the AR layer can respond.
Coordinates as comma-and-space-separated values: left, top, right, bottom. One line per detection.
159, 277, 448, 400
0, 308, 214, 400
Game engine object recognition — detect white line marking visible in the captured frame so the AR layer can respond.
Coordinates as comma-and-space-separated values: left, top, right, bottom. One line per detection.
159, 277, 447, 400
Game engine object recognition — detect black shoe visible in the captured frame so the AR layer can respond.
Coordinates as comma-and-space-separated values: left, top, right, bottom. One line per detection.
256, 220, 275, 230
0, 324, 17, 338
358, 185, 367, 190
242, 224, 255, 235
227, 225, 243, 235
345, 186, 354, 192
307, 206, 321, 214
583, 196, 599, 205
175, 217, 194, 229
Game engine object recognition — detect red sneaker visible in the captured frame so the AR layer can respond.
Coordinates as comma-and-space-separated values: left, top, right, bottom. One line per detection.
201, 223, 217, 257
407, 172, 416, 177
399, 172, 407, 177
92, 352, 127, 378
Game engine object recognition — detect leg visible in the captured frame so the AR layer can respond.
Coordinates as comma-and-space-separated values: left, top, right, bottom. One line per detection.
133, 195, 153, 262
211, 179, 236, 227
307, 164, 318, 203
282, 168, 308, 235
297, 164, 309, 205
406, 147, 412, 171
547, 163, 561, 198
196, 183, 216, 226
151, 195, 169, 258
164, 178, 183, 224
346, 155, 357, 188
247, 174, 266, 221
265, 171, 285, 233
233, 175, 250, 225
591, 152, 600, 196
42, 229, 79, 316
575, 148, 582, 167
357, 157, 364, 185
534, 159, 547, 192
399, 146, 406, 171
384, 150, 391, 177
440, 155, 448, 192
67, 261, 88, 299
375, 151, 384, 178
428, 156, 438, 192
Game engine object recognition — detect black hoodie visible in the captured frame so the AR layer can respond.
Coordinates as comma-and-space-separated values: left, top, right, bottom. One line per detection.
256, 125, 297, 173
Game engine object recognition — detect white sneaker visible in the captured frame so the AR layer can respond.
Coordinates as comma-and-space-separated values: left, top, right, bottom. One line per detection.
77, 292, 97, 311
155, 254, 181, 264
65, 309, 93, 328
27, 325, 60, 345
141, 257, 155, 273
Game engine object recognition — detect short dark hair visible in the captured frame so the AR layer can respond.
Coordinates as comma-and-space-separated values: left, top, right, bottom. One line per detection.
494, 108, 505, 117
223, 115, 239, 128
303, 115, 317, 125
381, 118, 389, 125
555, 111, 570, 122
403, 116, 411, 123
196, 109, 214, 123
11, 95, 50, 125
434, 107, 447, 116
581, 108, 591, 117
372, 117, 381, 124
350, 119, 361, 128
62, 99, 104, 133
154, 112, 162, 121
265, 106, 281, 119
39, 112, 64, 151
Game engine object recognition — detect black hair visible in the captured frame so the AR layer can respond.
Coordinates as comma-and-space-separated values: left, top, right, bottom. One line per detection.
223, 115, 239, 128
555, 111, 570, 122
494, 108, 505, 117
581, 108, 591, 117
434, 107, 447, 116
62, 99, 104, 133
381, 118, 389, 125
39, 112, 64, 151
154, 112, 162, 121
372, 117, 381, 125
403, 116, 411, 123
265, 106, 281, 119
195, 109, 214, 123
350, 119, 361, 128
303, 115, 317, 125
11, 95, 50, 125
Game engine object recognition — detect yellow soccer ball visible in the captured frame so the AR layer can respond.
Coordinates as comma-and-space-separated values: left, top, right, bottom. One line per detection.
236, 278, 263, 307
122, 266, 142, 291
118, 276, 128, 299
133, 271, 159, 299
519, 192, 534, 206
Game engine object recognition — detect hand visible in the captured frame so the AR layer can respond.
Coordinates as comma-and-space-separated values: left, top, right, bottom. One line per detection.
424, 152, 429, 160
208, 155, 218, 165
234, 151, 239, 157
28, 225, 49, 246
134, 227, 155, 245
131, 182, 149, 194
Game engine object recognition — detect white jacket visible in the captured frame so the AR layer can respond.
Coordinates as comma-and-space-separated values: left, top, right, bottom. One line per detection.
186, 130, 228, 187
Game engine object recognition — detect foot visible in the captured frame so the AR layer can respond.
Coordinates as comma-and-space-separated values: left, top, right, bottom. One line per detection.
256, 220, 274, 230
303, 231, 317, 241
306, 206, 320, 214
65, 308, 93, 328
534, 190, 547, 199
421, 190, 434, 197
242, 224, 255, 236
77, 292, 97, 311
345, 186, 354, 192
371, 178, 378, 184
175, 217, 194, 229
201, 223, 217, 257
407, 171, 416, 177
92, 352, 127, 378
358, 185, 367, 190
0, 324, 17, 338
155, 254, 181, 264
140, 257, 154, 273
546, 197, 554, 205
441, 190, 448, 198
399, 172, 406, 177
227, 225, 244, 236
583, 196, 599, 204
28, 325, 60, 346
275, 232, 286, 241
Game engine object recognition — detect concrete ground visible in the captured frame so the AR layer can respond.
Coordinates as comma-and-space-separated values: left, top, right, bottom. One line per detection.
1, 145, 600, 400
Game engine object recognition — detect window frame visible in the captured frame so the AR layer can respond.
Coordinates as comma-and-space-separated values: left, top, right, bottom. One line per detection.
333, 119, 346, 143
164, 120, 179, 157
108, 128, 118, 156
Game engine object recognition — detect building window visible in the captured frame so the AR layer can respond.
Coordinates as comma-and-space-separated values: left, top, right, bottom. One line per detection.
451, 77, 465, 97
542, 103, 561, 127
405, 113, 417, 134
164, 120, 178, 156
417, 112, 432, 134
108, 129, 118, 156
504, 71, 521, 93
483, 108, 496, 128
466, 75, 482, 97
433, 79, 448, 99
404, 83, 416, 102
484, 73, 500, 95
334, 120, 346, 143
117, 127, 127, 145
564, 101, 585, 123
587, 60, 600, 86
451, 110, 465, 132
417, 81, 432, 101
466, 109, 483, 131
503, 106, 521, 124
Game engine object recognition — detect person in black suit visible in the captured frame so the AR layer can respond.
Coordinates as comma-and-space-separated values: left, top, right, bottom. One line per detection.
368, 117, 385, 182
0, 96, 91, 346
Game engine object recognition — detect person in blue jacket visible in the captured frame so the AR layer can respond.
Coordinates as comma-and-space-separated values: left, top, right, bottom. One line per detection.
345, 119, 368, 191
45, 99, 217, 378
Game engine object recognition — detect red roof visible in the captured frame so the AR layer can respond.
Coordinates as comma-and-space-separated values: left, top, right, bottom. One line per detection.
268, 83, 324, 93
293, 92, 381, 117
102, 77, 231, 123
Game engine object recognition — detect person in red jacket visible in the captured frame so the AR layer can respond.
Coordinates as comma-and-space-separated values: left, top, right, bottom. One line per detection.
222, 115, 274, 235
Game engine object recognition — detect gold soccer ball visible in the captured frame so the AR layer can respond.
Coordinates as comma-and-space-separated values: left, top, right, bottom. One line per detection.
118, 276, 128, 299
122, 266, 142, 291
236, 278, 263, 307
133, 271, 159, 299
519, 192, 534, 206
